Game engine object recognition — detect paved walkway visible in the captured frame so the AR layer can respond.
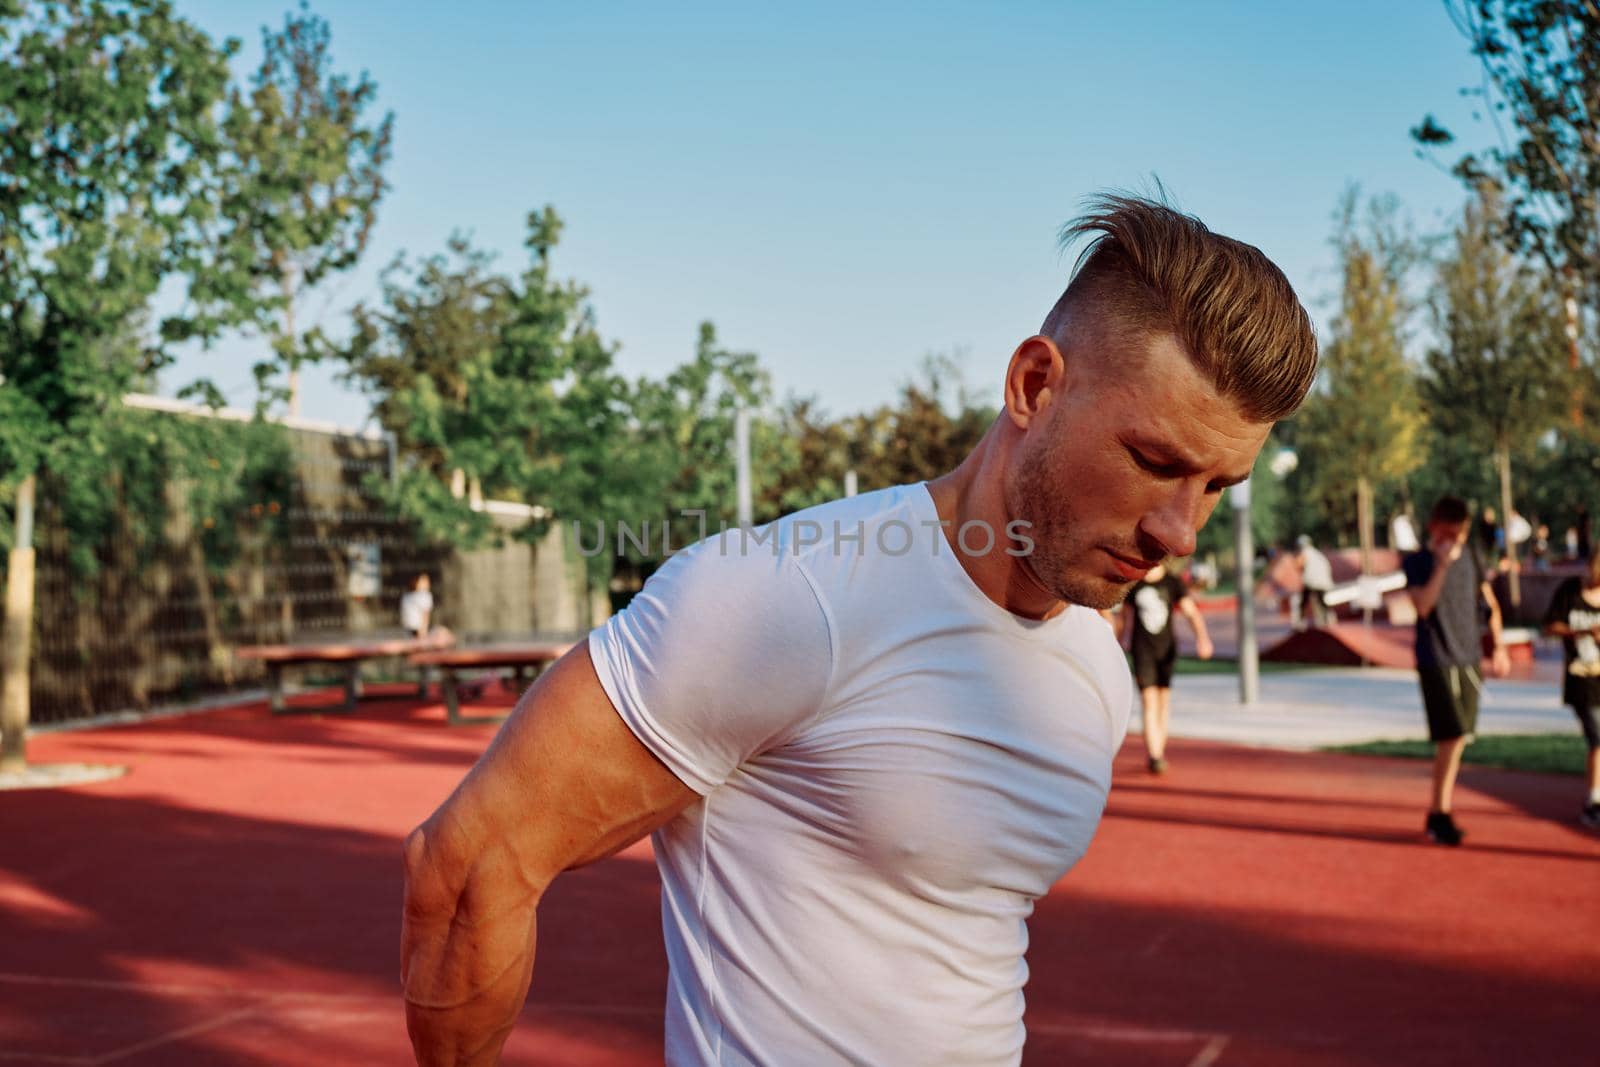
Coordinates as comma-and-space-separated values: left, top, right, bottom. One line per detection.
1152, 667, 1580, 749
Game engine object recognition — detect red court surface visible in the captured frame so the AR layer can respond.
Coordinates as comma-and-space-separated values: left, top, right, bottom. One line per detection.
3, 683, 1598, 1066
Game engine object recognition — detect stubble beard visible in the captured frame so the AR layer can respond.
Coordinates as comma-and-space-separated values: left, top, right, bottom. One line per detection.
1004, 458, 1131, 612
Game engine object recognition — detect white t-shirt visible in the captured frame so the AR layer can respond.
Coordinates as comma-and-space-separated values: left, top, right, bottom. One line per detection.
588, 483, 1132, 1066
400, 589, 433, 633
1300, 547, 1333, 591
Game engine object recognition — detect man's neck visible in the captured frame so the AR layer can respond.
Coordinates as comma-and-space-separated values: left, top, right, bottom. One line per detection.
925, 431, 1067, 622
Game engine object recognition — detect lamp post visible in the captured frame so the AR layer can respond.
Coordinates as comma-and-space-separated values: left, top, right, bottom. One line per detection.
1233, 478, 1258, 706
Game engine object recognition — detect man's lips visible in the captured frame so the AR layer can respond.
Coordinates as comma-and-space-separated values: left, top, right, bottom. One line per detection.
1103, 548, 1159, 581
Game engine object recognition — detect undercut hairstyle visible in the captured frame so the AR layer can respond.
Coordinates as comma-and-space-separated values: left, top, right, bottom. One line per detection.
1043, 194, 1318, 422
1429, 495, 1470, 526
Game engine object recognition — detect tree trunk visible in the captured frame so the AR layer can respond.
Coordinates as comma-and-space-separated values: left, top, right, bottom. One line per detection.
1, 474, 38, 773
1498, 445, 1520, 611
281, 259, 301, 418
1356, 475, 1374, 576
1356, 476, 1376, 627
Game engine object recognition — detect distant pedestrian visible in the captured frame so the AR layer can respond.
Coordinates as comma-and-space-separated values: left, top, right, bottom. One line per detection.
1530, 523, 1551, 573
1391, 511, 1420, 553
1538, 555, 1600, 830
401, 573, 434, 639
1477, 506, 1500, 562
1295, 535, 1333, 629
1403, 496, 1511, 846
1122, 563, 1214, 774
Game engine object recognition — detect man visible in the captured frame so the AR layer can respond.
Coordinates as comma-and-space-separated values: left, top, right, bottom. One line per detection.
1123, 562, 1214, 773
1403, 496, 1512, 847
401, 573, 434, 639
1293, 534, 1333, 629
400, 196, 1319, 1066
1537, 552, 1600, 828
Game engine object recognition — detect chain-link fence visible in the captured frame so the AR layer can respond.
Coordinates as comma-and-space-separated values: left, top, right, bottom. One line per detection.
20, 397, 597, 726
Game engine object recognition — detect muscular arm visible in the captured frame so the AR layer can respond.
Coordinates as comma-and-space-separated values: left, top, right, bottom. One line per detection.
401, 644, 698, 1066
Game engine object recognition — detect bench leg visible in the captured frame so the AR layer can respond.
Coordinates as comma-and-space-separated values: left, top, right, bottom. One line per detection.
345, 662, 362, 711
268, 664, 286, 715
444, 672, 462, 726
418, 664, 431, 699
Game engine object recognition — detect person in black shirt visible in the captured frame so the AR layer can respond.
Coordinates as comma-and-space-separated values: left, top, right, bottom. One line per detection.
1120, 563, 1213, 774
1402, 496, 1511, 846
1539, 553, 1600, 829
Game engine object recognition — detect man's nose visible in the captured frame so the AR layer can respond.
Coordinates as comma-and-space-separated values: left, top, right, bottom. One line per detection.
1140, 485, 1207, 560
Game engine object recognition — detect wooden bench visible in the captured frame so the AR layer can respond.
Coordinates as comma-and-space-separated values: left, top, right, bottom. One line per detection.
236, 632, 454, 715
409, 642, 575, 726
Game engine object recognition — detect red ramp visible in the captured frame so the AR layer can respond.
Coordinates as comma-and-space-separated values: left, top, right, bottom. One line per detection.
1262, 622, 1415, 669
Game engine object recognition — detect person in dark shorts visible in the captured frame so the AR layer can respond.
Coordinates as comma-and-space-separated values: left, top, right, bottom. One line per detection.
1403, 496, 1511, 846
1539, 553, 1600, 829
1121, 563, 1213, 773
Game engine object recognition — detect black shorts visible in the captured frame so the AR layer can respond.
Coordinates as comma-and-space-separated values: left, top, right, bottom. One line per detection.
1418, 665, 1481, 742
1570, 703, 1600, 749
1562, 676, 1600, 749
1132, 642, 1177, 689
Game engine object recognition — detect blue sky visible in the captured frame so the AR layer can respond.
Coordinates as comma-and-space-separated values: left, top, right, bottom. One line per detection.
162, 0, 1495, 428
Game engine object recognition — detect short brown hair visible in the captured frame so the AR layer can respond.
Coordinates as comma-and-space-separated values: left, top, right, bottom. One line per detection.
1429, 495, 1470, 525
1044, 194, 1318, 422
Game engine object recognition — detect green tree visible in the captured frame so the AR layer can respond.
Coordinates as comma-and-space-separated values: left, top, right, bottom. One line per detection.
626, 321, 772, 555
0, 0, 238, 772
1420, 189, 1565, 604
343, 212, 630, 555
1296, 190, 1426, 575
206, 2, 393, 415
1414, 0, 1597, 418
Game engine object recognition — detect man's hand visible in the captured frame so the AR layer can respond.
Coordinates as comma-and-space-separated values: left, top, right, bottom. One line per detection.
1489, 645, 1512, 678
402, 819, 538, 1067
1196, 633, 1214, 661
1431, 534, 1464, 568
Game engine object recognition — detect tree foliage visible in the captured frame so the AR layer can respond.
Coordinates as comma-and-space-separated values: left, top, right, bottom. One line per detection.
343, 212, 631, 549
1421, 189, 1564, 459
201, 1, 393, 413
1295, 190, 1426, 563
0, 0, 237, 493
1414, 0, 1600, 315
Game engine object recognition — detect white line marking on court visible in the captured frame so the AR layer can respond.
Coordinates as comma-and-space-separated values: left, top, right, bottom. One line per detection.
86, 1002, 276, 1066
1189, 1034, 1230, 1067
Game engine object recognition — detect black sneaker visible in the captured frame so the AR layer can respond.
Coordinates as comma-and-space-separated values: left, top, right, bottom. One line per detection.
1425, 811, 1464, 846
1147, 756, 1168, 775
1582, 803, 1600, 831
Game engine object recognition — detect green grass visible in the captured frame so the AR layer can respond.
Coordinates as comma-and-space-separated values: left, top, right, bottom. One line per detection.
1325, 734, 1590, 777
1169, 657, 1310, 676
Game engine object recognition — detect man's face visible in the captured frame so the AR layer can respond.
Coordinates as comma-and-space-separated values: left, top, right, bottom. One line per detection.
1003, 331, 1270, 610
1429, 520, 1469, 548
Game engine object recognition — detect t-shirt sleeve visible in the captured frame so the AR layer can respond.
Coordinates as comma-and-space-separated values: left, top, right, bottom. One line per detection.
587, 532, 835, 795
1402, 551, 1432, 589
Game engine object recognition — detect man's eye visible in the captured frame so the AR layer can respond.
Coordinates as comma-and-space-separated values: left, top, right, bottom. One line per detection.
1131, 449, 1181, 478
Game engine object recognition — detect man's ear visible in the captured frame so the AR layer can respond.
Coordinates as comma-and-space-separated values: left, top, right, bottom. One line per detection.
1003, 335, 1066, 431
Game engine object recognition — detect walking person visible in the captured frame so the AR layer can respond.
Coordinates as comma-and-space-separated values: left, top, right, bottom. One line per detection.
1539, 554, 1600, 829
1294, 534, 1333, 629
1123, 563, 1214, 773
1403, 496, 1512, 846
